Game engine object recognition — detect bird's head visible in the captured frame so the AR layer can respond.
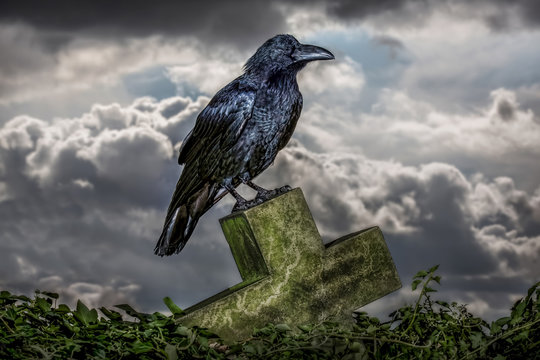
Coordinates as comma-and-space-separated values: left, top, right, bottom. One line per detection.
243, 34, 334, 78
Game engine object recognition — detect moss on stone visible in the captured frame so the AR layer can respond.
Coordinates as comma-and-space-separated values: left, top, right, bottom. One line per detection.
180, 188, 401, 341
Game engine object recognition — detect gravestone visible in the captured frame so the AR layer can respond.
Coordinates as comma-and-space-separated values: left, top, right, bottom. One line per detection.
180, 188, 400, 340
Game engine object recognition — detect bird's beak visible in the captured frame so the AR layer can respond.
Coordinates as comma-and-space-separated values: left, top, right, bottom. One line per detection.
292, 44, 335, 63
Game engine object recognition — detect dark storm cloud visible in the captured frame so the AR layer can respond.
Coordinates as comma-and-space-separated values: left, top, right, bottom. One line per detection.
484, 0, 540, 29
3, 0, 540, 49
325, 0, 416, 20
489, 89, 522, 124
320, 0, 540, 30
0, 0, 287, 47
0, 96, 242, 311
0, 1, 286, 106
260, 141, 539, 317
513, 0, 540, 27
1, 0, 294, 106
496, 98, 516, 122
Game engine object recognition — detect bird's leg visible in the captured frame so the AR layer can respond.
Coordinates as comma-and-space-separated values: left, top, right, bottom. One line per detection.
225, 184, 250, 212
229, 176, 294, 213
246, 180, 292, 203
246, 181, 270, 197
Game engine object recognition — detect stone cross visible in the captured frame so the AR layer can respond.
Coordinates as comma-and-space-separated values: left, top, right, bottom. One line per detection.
180, 188, 401, 340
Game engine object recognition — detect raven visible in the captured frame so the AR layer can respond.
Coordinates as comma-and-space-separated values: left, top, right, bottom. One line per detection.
155, 34, 334, 256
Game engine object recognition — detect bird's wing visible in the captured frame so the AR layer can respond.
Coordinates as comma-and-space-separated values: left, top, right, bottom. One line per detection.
178, 78, 256, 169
156, 79, 257, 256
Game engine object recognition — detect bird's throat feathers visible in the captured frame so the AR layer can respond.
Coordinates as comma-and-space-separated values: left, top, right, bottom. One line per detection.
244, 63, 303, 88
266, 70, 301, 93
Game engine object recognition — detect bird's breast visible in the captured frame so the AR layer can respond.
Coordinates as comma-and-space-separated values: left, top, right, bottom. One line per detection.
234, 85, 302, 175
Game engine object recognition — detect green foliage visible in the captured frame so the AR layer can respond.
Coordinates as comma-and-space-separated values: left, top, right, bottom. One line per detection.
0, 291, 222, 359
1, 268, 538, 359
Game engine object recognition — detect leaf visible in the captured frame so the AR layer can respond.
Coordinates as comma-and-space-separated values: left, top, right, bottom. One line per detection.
470, 332, 483, 349
41, 291, 59, 299
131, 340, 153, 354
57, 304, 71, 313
428, 264, 440, 273
100, 307, 123, 321
298, 324, 313, 333
163, 297, 184, 316
490, 321, 501, 334
495, 316, 511, 326
198, 335, 209, 348
414, 323, 423, 336
254, 325, 272, 336
227, 344, 243, 355
73, 300, 98, 325
243, 344, 256, 354
335, 339, 348, 354
35, 297, 51, 313
435, 300, 450, 308
0, 293, 18, 305
197, 327, 216, 337
513, 329, 529, 341
15, 294, 32, 302
350, 341, 365, 353
165, 344, 178, 360
525, 281, 540, 300
275, 323, 292, 332
115, 303, 151, 322
511, 300, 526, 321
175, 326, 191, 337
411, 279, 422, 291
413, 270, 428, 279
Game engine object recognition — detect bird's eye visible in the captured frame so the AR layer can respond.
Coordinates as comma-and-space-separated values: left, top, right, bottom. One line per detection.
289, 46, 297, 58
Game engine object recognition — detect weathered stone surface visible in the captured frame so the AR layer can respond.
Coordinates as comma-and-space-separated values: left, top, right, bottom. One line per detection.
180, 188, 401, 340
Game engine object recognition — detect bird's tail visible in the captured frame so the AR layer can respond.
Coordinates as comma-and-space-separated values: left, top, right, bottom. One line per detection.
155, 182, 221, 256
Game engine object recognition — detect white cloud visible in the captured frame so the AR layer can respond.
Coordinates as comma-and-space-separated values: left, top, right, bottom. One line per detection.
0, 95, 242, 312
38, 276, 141, 309
5, 97, 210, 194
0, 94, 538, 320
282, 140, 535, 263
264, 140, 539, 319
380, 13, 540, 111
15, 255, 37, 276
296, 86, 540, 195
167, 60, 243, 96
0, 23, 208, 105
299, 56, 364, 95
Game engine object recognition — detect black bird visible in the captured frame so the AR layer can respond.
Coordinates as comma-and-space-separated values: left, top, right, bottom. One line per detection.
155, 34, 334, 256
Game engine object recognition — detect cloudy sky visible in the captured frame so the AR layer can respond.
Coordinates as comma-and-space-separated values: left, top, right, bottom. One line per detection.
1, 0, 539, 322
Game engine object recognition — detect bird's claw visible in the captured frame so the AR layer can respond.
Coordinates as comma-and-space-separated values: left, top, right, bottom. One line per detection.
232, 198, 264, 212
231, 185, 293, 213
256, 185, 292, 201
279, 185, 292, 193
231, 201, 248, 212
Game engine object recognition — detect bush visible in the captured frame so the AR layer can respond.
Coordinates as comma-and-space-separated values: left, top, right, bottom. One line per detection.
1, 266, 538, 359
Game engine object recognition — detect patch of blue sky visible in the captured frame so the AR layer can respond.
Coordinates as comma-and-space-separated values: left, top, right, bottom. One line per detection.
304, 28, 413, 111
122, 66, 177, 100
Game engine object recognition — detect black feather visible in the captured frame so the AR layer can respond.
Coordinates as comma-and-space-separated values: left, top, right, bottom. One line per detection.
155, 34, 334, 256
